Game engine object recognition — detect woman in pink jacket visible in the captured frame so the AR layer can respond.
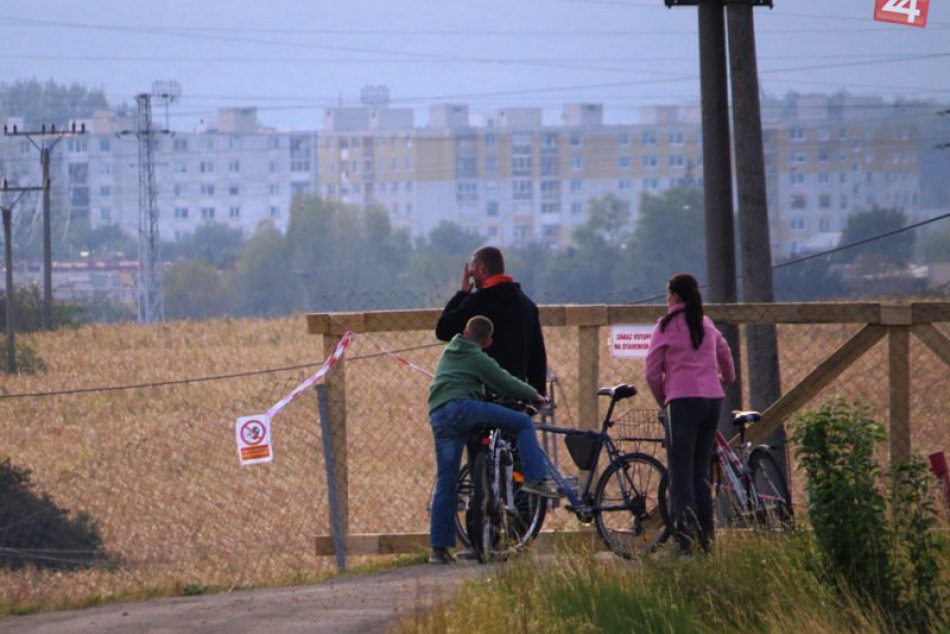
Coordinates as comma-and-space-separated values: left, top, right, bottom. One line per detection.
645, 273, 736, 556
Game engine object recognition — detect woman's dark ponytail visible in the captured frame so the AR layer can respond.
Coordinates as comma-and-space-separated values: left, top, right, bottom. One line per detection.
659, 273, 705, 350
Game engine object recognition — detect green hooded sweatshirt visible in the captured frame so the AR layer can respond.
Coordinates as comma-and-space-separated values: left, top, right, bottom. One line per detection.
428, 334, 540, 414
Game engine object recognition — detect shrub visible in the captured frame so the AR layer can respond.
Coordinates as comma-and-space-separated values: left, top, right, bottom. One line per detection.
792, 398, 948, 632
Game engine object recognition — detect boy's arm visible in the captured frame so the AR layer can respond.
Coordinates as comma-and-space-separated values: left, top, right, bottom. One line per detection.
475, 350, 540, 402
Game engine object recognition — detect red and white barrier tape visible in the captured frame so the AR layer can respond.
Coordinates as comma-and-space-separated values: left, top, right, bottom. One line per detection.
266, 330, 355, 418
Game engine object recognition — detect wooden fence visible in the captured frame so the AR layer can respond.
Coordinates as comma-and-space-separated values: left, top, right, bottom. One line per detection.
307, 301, 950, 556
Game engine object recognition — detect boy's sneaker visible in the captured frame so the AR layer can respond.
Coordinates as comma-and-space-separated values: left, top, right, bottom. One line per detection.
521, 478, 559, 499
428, 547, 456, 565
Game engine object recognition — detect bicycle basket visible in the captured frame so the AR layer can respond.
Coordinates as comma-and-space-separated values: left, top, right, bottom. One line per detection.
565, 435, 600, 470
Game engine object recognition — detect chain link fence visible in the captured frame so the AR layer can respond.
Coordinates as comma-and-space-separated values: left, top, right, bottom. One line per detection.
0, 301, 947, 607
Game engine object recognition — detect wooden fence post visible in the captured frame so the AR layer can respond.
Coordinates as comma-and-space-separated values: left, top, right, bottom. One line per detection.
566, 306, 608, 431
882, 304, 912, 463
323, 332, 349, 538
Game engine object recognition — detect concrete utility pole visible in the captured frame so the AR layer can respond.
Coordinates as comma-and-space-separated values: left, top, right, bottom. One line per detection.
2, 123, 86, 329
0, 180, 46, 374
666, 0, 744, 426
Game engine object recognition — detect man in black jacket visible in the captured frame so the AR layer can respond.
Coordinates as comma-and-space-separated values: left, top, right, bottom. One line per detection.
436, 246, 547, 395
435, 246, 549, 558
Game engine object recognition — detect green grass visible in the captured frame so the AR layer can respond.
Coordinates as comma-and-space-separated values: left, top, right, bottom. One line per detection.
396, 532, 949, 634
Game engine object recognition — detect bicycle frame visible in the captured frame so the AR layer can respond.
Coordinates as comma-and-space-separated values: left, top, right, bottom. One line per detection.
535, 422, 621, 511
712, 429, 754, 515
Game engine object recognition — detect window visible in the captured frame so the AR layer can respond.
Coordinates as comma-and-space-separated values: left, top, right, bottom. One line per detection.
378, 159, 386, 173
791, 150, 806, 164
541, 202, 559, 214
618, 132, 630, 146
174, 138, 188, 151
839, 194, 849, 209
486, 201, 499, 216
642, 154, 658, 169
618, 178, 632, 191
790, 194, 807, 209
200, 207, 216, 220
229, 206, 240, 219
818, 172, 831, 184
513, 180, 533, 200
174, 185, 183, 197
543, 133, 558, 148
512, 156, 532, 175
99, 138, 110, 152
456, 182, 478, 202
269, 184, 279, 195
818, 149, 830, 163
571, 200, 583, 214
100, 208, 111, 221
404, 158, 413, 171
541, 180, 559, 196
174, 162, 188, 174
99, 163, 111, 175
229, 185, 239, 196
269, 160, 279, 173
200, 184, 215, 196
200, 138, 214, 151
669, 131, 684, 145
199, 161, 215, 173
618, 156, 632, 169
228, 160, 240, 173
228, 137, 240, 150
268, 136, 280, 150
291, 182, 308, 196
270, 206, 280, 217
485, 156, 497, 171
819, 217, 832, 232
405, 181, 413, 193
819, 194, 831, 209
790, 127, 805, 141
570, 179, 583, 193
789, 217, 805, 231
790, 172, 805, 185
669, 154, 685, 168
484, 133, 497, 147
570, 134, 581, 147
174, 207, 189, 219
818, 127, 830, 141
570, 155, 583, 170
542, 224, 560, 242
391, 182, 400, 193
642, 131, 656, 145
99, 185, 111, 197
541, 156, 558, 176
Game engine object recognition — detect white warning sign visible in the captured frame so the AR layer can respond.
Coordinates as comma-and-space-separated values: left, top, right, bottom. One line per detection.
235, 414, 273, 466
609, 324, 654, 359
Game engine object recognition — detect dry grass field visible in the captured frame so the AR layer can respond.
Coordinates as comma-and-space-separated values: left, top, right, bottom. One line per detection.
0, 310, 947, 611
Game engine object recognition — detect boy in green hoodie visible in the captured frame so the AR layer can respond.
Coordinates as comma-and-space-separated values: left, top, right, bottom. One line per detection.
427, 315, 556, 564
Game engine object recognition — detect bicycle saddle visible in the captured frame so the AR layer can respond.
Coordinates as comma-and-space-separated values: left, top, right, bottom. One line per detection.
732, 410, 762, 426
596, 384, 637, 400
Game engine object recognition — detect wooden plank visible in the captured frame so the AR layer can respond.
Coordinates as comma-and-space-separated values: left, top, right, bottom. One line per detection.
745, 324, 887, 445
910, 302, 950, 324
307, 302, 950, 335
314, 531, 600, 556
889, 327, 911, 463
880, 303, 913, 326
565, 305, 609, 327
577, 325, 600, 432
912, 323, 950, 368
607, 305, 665, 324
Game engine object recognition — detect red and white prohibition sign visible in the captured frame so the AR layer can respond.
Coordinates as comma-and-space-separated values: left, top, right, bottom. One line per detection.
235, 414, 273, 466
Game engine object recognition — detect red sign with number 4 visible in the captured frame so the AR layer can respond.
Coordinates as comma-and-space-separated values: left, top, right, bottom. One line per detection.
874, 0, 929, 27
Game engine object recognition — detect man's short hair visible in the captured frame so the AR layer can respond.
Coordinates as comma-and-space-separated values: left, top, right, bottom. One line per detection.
465, 315, 494, 343
472, 246, 505, 276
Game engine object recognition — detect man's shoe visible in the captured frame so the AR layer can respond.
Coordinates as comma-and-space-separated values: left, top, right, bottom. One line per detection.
521, 478, 559, 499
428, 547, 456, 565
455, 548, 479, 561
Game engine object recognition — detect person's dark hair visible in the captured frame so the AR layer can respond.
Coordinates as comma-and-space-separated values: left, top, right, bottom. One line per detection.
659, 273, 705, 349
473, 246, 505, 275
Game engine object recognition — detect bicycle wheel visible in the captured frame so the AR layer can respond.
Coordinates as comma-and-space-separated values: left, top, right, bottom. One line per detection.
468, 451, 494, 563
748, 449, 793, 529
454, 463, 473, 549
593, 452, 670, 558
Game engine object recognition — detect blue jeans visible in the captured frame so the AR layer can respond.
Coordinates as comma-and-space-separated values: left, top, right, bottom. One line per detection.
429, 398, 548, 549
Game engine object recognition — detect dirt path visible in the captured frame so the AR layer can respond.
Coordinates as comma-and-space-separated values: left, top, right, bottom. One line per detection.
2, 562, 486, 634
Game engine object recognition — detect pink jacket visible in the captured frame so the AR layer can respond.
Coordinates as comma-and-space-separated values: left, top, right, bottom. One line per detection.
645, 304, 736, 407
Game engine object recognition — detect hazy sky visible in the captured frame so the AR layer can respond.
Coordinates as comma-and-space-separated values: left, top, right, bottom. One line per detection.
2, 0, 948, 130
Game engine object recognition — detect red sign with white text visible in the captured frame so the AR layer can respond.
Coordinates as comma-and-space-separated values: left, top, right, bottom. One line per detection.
874, 0, 929, 28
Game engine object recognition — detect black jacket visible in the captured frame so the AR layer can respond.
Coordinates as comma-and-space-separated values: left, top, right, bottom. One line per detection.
435, 282, 547, 396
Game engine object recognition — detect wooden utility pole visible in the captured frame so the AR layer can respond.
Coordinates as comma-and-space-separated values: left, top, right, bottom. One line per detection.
0, 180, 46, 374
3, 122, 85, 329
667, 0, 744, 425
